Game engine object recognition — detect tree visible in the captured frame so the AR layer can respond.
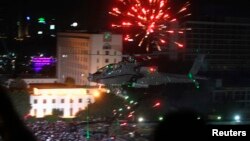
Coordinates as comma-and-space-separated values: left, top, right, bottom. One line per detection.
64, 77, 75, 86
9, 78, 27, 91
75, 93, 125, 120
7, 78, 31, 118
8, 90, 31, 118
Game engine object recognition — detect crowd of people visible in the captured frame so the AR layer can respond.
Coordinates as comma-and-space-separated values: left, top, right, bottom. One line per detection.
26, 120, 85, 141
25, 120, 111, 141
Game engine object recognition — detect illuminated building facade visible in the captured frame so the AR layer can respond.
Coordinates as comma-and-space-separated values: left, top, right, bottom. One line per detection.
31, 57, 56, 72
30, 87, 101, 118
57, 32, 123, 85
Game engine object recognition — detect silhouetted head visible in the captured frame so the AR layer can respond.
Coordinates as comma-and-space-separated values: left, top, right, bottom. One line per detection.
153, 109, 206, 140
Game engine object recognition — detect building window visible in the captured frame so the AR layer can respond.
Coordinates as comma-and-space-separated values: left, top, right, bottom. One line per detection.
43, 109, 46, 115
86, 90, 90, 94
105, 59, 109, 63
114, 58, 117, 63
97, 51, 100, 55
97, 58, 99, 63
61, 99, 64, 103
43, 99, 47, 104
70, 108, 73, 116
70, 99, 74, 103
34, 109, 37, 116
114, 51, 117, 55
52, 99, 56, 103
34, 99, 37, 104
105, 51, 109, 55
79, 98, 82, 103
103, 43, 111, 49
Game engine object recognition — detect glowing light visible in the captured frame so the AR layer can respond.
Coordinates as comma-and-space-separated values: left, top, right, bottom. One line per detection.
174, 42, 184, 48
110, 0, 190, 51
159, 116, 164, 121
149, 67, 157, 73
50, 25, 55, 30
37, 31, 43, 35
31, 57, 55, 72
38, 17, 46, 24
124, 96, 129, 100
153, 102, 161, 107
93, 90, 100, 98
71, 22, 78, 27
138, 117, 144, 122
234, 115, 241, 122
160, 39, 166, 44
217, 116, 222, 120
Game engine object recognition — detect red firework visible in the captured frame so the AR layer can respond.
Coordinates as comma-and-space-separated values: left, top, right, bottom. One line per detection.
109, 0, 191, 51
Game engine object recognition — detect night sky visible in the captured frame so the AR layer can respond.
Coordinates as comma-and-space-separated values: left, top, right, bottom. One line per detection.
2, 0, 250, 56
3, 0, 250, 31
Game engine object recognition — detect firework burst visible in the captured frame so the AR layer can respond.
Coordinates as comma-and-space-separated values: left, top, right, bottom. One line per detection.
109, 0, 191, 51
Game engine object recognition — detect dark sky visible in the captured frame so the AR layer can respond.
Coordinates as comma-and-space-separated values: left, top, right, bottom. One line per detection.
3, 0, 250, 31
15, 0, 250, 27
192, 0, 250, 18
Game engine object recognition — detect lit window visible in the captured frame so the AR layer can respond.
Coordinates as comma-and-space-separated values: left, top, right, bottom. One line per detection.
37, 31, 43, 35
50, 25, 55, 30
62, 54, 68, 58
34, 109, 37, 116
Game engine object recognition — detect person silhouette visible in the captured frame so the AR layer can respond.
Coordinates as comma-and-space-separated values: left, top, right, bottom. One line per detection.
0, 86, 37, 141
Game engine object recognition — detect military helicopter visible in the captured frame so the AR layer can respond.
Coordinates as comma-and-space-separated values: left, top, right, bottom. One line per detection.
88, 53, 206, 90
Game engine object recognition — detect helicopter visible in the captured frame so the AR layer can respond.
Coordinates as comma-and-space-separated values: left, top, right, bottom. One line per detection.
88, 53, 206, 90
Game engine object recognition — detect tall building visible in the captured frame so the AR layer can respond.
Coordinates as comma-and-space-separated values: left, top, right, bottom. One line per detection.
57, 32, 123, 85
183, 17, 250, 72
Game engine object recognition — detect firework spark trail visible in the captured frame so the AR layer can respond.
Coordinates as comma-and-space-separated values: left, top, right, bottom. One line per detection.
109, 0, 191, 51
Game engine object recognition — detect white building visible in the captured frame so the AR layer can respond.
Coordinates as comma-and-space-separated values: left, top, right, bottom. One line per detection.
30, 87, 103, 118
57, 32, 123, 85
